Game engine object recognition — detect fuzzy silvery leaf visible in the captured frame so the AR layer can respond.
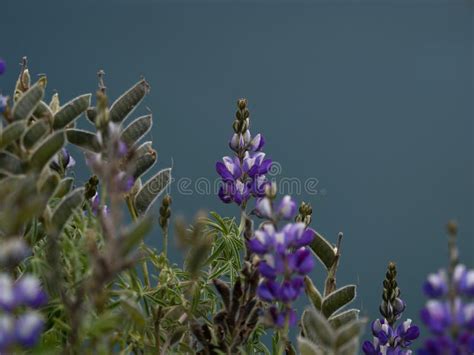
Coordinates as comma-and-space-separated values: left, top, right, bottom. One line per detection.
109, 79, 149, 123
12, 78, 46, 121
22, 120, 49, 150
33, 101, 54, 120
335, 318, 366, 348
328, 309, 360, 329
86, 107, 97, 124
310, 231, 336, 270
53, 94, 91, 129
322, 285, 356, 318
337, 338, 360, 355
304, 276, 323, 310
132, 148, 157, 180
120, 114, 152, 147
53, 177, 74, 199
297, 337, 325, 355
39, 172, 60, 196
120, 215, 153, 256
0, 152, 23, 175
51, 187, 84, 233
0, 121, 26, 149
134, 168, 171, 215
29, 131, 65, 172
66, 129, 101, 153
301, 308, 335, 348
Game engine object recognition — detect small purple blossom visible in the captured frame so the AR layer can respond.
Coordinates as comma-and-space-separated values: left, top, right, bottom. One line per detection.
423, 270, 448, 298
14, 276, 48, 309
50, 148, 76, 173
249, 222, 314, 328
0, 58, 5, 75
255, 195, 297, 221
0, 315, 14, 351
15, 312, 44, 348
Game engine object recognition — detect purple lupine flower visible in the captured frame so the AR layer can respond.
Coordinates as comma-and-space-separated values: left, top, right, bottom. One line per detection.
459, 269, 474, 297
249, 222, 315, 328
0, 315, 14, 351
255, 195, 297, 222
420, 300, 452, 334
0, 58, 5, 75
0, 274, 16, 311
15, 312, 44, 348
50, 148, 76, 173
14, 276, 48, 309
423, 270, 448, 298
363, 263, 419, 354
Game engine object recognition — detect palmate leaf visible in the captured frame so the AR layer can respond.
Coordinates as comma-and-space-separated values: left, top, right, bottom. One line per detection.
51, 187, 84, 233
22, 120, 49, 150
109, 79, 149, 123
120, 114, 152, 147
53, 94, 91, 129
29, 131, 65, 172
66, 129, 101, 153
321, 285, 356, 318
12, 77, 46, 121
134, 168, 171, 215
310, 231, 336, 270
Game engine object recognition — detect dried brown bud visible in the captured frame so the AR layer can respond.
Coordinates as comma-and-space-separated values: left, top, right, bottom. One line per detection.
447, 220, 458, 236
237, 98, 247, 110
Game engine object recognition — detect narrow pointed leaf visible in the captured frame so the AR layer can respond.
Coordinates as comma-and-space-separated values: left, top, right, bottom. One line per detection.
335, 318, 366, 348
304, 276, 323, 310
22, 121, 49, 150
132, 148, 157, 179
301, 308, 334, 348
0, 152, 23, 175
328, 309, 360, 329
310, 231, 336, 269
120, 215, 153, 256
120, 114, 152, 147
53, 94, 91, 129
297, 337, 325, 355
12, 78, 46, 121
66, 129, 101, 153
29, 131, 65, 172
51, 188, 84, 233
109, 79, 149, 122
134, 168, 171, 215
120, 300, 146, 330
0, 121, 26, 149
322, 285, 356, 318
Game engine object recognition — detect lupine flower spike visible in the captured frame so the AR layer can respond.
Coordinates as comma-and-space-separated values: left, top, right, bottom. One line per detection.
216, 99, 272, 207
362, 262, 420, 354
418, 221, 474, 354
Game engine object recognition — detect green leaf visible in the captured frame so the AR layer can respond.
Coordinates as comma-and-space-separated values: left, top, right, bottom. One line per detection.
120, 215, 153, 255
301, 308, 334, 348
12, 78, 46, 121
338, 338, 360, 355
0, 121, 26, 149
39, 172, 60, 196
51, 187, 84, 233
120, 114, 152, 147
134, 168, 171, 215
87, 311, 122, 336
29, 131, 65, 172
33, 100, 54, 121
322, 285, 356, 318
304, 276, 323, 310
53, 177, 74, 199
297, 337, 324, 355
132, 143, 157, 179
120, 299, 146, 330
109, 79, 149, 122
66, 129, 101, 153
335, 318, 366, 348
328, 309, 360, 329
310, 231, 336, 270
53, 94, 91, 129
0, 152, 23, 175
86, 107, 97, 124
22, 120, 49, 150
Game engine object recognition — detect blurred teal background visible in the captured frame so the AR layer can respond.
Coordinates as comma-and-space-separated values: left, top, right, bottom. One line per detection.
2, 0, 473, 345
